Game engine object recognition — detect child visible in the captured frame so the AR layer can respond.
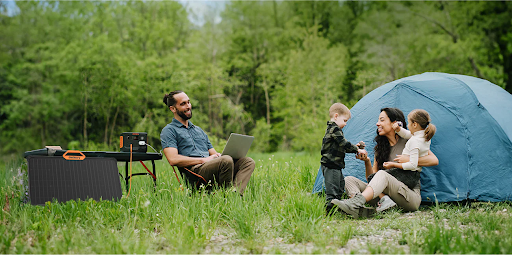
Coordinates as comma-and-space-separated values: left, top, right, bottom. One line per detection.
321, 103, 366, 215
382, 109, 437, 189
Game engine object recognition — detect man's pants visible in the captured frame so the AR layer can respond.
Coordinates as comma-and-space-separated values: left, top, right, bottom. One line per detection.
321, 165, 345, 207
345, 171, 421, 211
191, 155, 255, 195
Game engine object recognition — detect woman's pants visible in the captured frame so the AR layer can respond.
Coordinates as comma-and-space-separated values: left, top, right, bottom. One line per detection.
345, 171, 421, 211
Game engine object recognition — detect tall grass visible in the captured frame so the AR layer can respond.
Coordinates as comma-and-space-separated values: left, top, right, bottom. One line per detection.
1, 152, 511, 253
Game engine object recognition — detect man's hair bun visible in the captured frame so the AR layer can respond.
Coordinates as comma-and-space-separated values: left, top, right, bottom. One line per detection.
163, 90, 184, 107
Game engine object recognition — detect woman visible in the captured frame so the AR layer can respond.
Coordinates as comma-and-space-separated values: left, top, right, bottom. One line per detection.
332, 108, 439, 217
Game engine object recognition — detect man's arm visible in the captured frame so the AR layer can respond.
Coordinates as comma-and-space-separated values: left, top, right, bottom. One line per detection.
208, 148, 221, 157
163, 147, 216, 168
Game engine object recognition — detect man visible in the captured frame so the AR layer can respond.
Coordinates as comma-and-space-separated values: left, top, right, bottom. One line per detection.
160, 90, 255, 195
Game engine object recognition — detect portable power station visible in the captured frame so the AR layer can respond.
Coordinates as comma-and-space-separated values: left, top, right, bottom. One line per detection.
120, 132, 147, 153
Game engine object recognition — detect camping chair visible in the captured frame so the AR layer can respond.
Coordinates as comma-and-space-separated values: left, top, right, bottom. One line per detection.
171, 165, 209, 190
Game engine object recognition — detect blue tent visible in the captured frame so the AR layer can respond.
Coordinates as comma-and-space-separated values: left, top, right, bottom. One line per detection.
313, 72, 512, 202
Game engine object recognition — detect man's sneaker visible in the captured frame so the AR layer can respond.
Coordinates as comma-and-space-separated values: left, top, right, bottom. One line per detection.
376, 195, 397, 212
331, 193, 367, 219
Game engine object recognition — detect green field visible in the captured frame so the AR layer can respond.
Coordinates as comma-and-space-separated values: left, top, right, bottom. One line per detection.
1, 152, 511, 254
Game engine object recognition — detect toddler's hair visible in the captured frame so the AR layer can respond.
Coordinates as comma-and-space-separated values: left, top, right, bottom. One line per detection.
408, 109, 436, 141
163, 90, 184, 107
329, 103, 351, 119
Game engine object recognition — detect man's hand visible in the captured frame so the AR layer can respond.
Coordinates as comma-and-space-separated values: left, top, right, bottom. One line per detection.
383, 161, 397, 169
393, 154, 410, 163
356, 141, 365, 149
203, 153, 222, 163
356, 149, 369, 161
392, 122, 401, 132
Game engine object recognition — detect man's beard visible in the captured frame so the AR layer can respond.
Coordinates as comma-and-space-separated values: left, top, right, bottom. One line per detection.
177, 108, 192, 120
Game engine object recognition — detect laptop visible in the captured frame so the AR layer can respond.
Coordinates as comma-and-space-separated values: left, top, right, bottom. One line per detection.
221, 133, 254, 159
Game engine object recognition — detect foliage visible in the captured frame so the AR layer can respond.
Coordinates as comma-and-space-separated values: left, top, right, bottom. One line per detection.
1, 1, 511, 155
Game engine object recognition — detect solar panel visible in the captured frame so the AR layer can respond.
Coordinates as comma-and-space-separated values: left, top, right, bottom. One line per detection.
26, 156, 122, 205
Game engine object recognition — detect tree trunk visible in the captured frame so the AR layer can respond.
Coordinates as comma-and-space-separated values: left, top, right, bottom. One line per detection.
104, 94, 114, 144
263, 79, 271, 125
497, 39, 512, 93
251, 47, 257, 105
109, 106, 120, 148
209, 21, 216, 133
83, 93, 88, 148
273, 0, 280, 28
40, 122, 46, 147
83, 75, 88, 148
468, 57, 484, 79
310, 70, 316, 116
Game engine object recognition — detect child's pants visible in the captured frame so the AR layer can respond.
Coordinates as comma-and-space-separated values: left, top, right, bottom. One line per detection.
345, 171, 421, 211
321, 165, 345, 207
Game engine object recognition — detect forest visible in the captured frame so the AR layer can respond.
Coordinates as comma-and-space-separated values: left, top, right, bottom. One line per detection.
1, 1, 511, 155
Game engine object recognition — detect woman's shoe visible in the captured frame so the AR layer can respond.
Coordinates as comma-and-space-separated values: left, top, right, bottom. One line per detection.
376, 195, 397, 212
331, 194, 367, 219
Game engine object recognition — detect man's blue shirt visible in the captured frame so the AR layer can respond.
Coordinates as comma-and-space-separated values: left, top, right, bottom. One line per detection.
160, 118, 213, 157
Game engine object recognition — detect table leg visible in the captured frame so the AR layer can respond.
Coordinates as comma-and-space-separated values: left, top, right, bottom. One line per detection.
152, 160, 157, 189
125, 162, 129, 192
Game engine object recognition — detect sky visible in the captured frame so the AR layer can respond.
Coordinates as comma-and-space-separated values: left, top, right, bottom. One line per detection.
2, 0, 19, 16
179, 0, 225, 26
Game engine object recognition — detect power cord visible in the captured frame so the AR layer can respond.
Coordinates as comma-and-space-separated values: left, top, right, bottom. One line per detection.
138, 141, 161, 155
126, 144, 133, 197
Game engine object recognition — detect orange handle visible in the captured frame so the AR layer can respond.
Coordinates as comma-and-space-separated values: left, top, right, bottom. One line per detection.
62, 150, 86, 160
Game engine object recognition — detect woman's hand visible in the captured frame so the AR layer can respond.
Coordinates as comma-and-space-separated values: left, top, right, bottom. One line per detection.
393, 154, 409, 163
383, 161, 396, 169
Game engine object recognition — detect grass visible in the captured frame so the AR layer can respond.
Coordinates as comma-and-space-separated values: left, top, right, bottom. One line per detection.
1, 151, 511, 253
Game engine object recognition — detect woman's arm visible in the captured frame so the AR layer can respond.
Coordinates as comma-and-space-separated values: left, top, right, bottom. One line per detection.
356, 151, 377, 179
367, 158, 378, 178
419, 150, 439, 167
393, 150, 439, 167
361, 157, 378, 179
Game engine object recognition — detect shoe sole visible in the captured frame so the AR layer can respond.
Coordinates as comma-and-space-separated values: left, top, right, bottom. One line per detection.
359, 206, 376, 218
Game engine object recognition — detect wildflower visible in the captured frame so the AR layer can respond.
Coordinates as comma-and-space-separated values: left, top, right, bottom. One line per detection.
143, 200, 150, 207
